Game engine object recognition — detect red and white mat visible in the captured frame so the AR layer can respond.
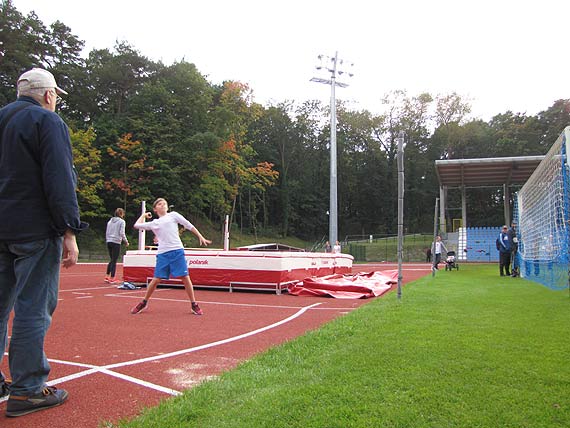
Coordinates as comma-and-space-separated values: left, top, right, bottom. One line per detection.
288, 270, 398, 299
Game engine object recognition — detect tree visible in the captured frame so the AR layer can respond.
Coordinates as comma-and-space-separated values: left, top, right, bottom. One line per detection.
336, 106, 387, 234
0, 1, 48, 104
536, 99, 570, 151
248, 103, 299, 236
85, 42, 154, 117
105, 133, 153, 211
434, 92, 472, 128
70, 127, 105, 219
45, 20, 86, 124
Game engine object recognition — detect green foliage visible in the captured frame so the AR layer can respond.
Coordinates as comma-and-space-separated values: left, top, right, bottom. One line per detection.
3, 2, 570, 242
105, 133, 153, 211
112, 264, 570, 427
69, 127, 105, 218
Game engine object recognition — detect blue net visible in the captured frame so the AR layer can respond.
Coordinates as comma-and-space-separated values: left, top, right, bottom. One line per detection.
515, 127, 570, 290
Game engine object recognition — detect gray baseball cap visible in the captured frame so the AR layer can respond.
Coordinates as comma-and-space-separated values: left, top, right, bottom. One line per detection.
17, 68, 68, 95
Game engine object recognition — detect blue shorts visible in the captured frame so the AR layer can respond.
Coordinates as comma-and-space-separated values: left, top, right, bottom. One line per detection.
154, 249, 188, 279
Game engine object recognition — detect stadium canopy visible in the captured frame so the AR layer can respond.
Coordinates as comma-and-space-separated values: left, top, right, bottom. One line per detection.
434, 155, 545, 231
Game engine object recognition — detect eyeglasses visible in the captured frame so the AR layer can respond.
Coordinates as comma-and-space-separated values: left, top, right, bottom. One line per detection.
47, 89, 62, 105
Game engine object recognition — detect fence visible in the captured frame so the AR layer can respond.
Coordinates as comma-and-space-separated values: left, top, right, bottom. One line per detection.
342, 234, 433, 263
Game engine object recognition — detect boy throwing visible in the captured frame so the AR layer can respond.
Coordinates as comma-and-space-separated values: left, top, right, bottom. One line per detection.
131, 198, 211, 315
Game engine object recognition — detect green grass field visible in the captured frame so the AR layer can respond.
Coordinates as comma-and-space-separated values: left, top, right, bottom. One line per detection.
111, 264, 570, 428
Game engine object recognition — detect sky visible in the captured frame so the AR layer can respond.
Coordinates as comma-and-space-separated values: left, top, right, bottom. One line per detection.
12, 0, 570, 121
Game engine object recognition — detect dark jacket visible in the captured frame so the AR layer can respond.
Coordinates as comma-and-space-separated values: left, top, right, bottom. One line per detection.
498, 231, 511, 253
0, 96, 87, 242
507, 227, 518, 251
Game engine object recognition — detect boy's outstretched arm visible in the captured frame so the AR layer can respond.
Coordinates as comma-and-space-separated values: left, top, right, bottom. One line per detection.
191, 228, 212, 246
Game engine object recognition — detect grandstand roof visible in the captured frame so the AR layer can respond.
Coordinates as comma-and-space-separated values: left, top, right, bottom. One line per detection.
435, 156, 545, 188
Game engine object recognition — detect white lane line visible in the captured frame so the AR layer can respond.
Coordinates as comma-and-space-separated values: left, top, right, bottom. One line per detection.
98, 369, 181, 396
61, 286, 116, 293
105, 302, 322, 370
9, 303, 322, 397
76, 263, 110, 265
48, 358, 99, 369
105, 292, 340, 311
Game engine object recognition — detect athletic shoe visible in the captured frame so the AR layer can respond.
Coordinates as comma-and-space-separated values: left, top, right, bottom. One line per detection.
191, 302, 203, 315
131, 300, 147, 314
118, 282, 137, 290
6, 386, 68, 417
104, 276, 110, 283
108, 277, 117, 284
0, 379, 10, 398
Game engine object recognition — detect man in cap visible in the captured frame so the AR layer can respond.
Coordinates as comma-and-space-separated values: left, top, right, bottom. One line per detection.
0, 68, 87, 417
498, 225, 512, 276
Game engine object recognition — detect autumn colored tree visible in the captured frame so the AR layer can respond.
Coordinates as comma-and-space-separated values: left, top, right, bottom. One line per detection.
105, 133, 153, 212
69, 127, 105, 219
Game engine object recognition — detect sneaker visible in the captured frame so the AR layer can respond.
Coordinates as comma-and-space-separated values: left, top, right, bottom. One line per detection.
0, 379, 11, 398
104, 276, 110, 283
131, 300, 147, 314
191, 302, 203, 315
108, 277, 117, 284
118, 282, 137, 290
6, 386, 68, 417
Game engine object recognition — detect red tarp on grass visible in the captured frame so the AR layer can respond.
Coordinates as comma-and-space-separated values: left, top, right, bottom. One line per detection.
288, 270, 398, 299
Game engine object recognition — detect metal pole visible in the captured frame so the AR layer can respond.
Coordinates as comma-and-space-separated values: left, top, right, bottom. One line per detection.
223, 214, 230, 251
397, 132, 405, 299
329, 51, 338, 245
432, 198, 439, 276
138, 201, 146, 250
310, 52, 352, 246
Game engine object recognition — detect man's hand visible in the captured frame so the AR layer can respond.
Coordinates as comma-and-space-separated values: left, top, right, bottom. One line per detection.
62, 229, 78, 268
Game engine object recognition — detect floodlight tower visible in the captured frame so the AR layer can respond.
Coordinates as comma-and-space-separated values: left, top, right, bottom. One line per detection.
311, 52, 353, 245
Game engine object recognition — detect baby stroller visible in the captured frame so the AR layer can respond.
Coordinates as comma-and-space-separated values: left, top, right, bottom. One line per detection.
444, 251, 459, 271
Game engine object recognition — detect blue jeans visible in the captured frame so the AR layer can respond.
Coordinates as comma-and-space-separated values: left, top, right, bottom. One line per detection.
0, 236, 63, 396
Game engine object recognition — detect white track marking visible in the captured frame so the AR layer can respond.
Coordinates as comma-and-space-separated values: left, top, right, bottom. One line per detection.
98, 369, 181, 396
105, 302, 322, 370
105, 292, 346, 311
61, 286, 116, 292
0, 303, 322, 398
77, 263, 109, 266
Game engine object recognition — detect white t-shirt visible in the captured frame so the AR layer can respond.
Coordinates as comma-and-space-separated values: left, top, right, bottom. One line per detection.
435, 241, 443, 255
134, 211, 194, 254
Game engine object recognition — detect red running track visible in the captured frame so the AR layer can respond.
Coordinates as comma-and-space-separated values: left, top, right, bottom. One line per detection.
0, 262, 430, 427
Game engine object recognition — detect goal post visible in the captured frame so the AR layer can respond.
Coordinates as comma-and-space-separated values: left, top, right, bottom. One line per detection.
515, 126, 570, 290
